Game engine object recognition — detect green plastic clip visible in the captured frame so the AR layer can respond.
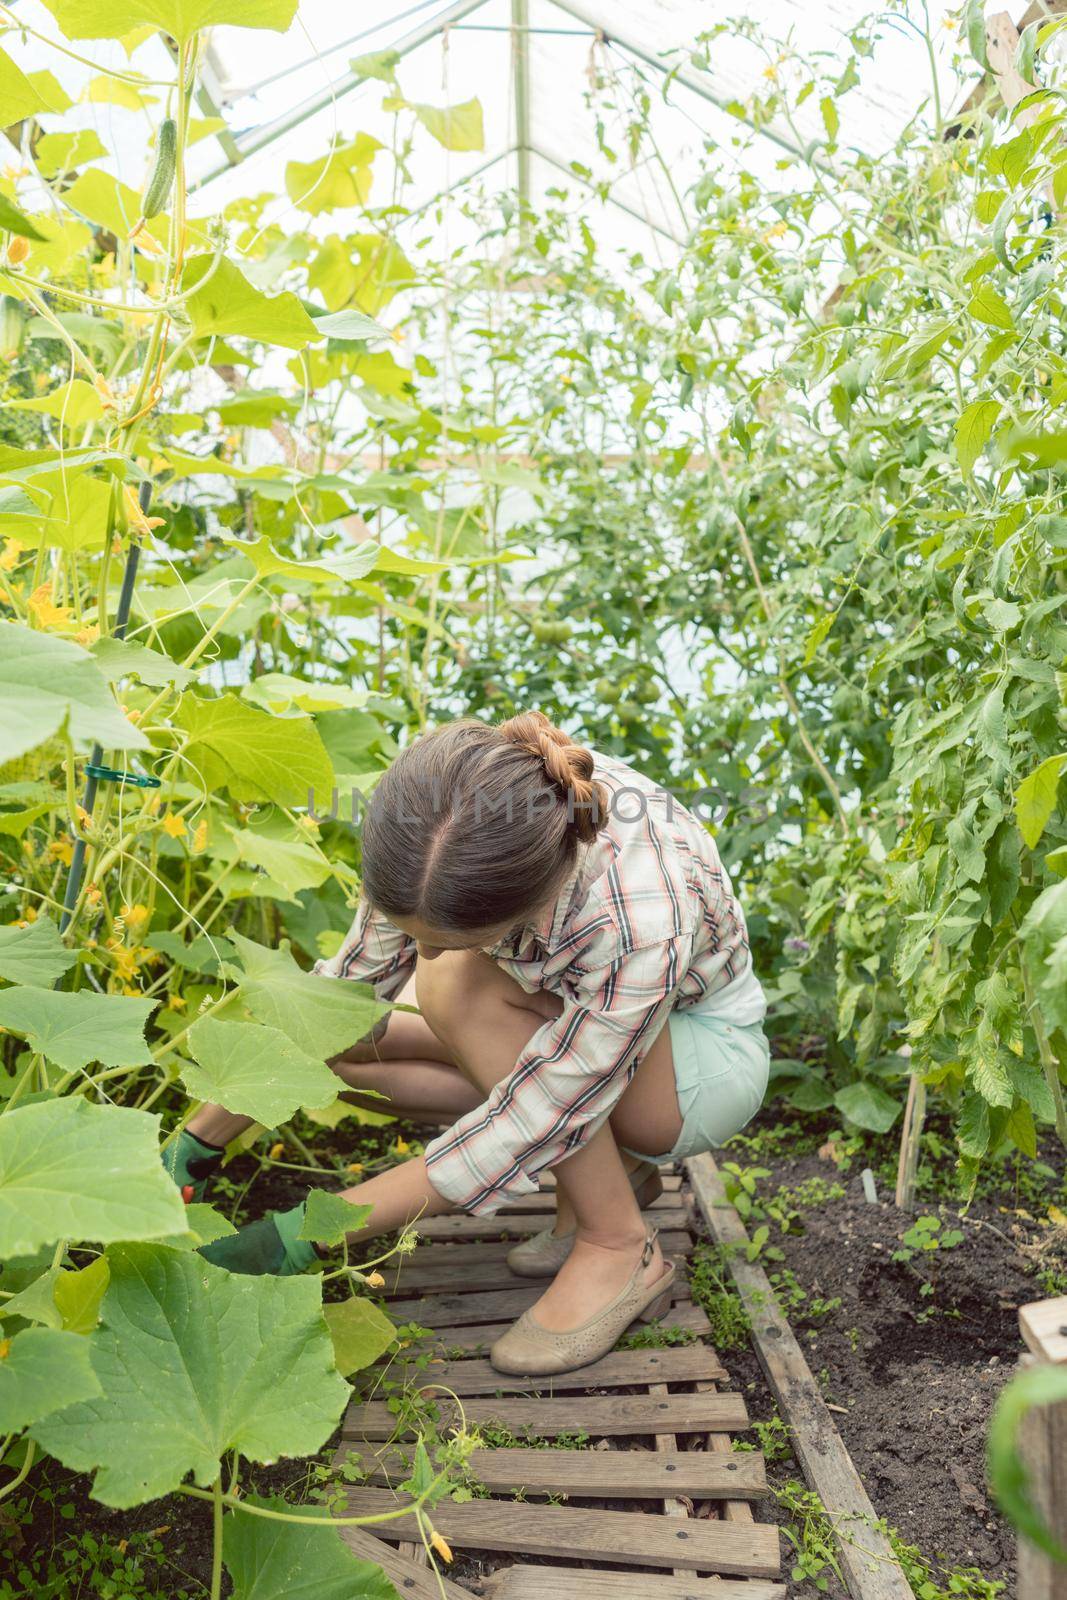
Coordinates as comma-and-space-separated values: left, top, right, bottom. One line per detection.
85, 764, 161, 790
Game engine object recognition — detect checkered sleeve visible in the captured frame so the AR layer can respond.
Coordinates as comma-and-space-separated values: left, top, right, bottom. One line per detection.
313, 897, 417, 1005
423, 934, 689, 1215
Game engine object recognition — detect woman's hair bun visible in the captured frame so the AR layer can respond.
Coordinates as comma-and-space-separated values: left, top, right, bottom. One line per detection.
498, 711, 607, 844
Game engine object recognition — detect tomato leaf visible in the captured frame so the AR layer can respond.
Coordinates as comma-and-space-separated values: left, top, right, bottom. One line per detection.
1016, 753, 1066, 849
954, 398, 1000, 475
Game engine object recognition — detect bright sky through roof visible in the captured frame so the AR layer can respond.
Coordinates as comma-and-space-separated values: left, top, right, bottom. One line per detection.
7, 0, 971, 252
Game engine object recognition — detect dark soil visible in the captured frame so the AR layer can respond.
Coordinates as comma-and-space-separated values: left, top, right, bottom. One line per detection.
707, 1109, 1067, 1598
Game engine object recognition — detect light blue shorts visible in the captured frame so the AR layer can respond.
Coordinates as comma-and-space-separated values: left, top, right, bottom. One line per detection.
623, 1007, 770, 1164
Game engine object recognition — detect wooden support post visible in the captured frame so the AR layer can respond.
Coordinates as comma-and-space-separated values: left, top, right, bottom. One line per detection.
687, 1152, 915, 1600
894, 1060, 925, 1212
1017, 1296, 1067, 1598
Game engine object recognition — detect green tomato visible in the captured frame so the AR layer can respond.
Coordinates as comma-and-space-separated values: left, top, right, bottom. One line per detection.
594, 677, 621, 704
530, 615, 572, 644
616, 699, 644, 723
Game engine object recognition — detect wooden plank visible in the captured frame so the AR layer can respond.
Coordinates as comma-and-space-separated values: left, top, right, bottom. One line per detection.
533, 1169, 683, 1194
1016, 1377, 1067, 1599
485, 1568, 787, 1600
495, 1186, 682, 1214
344, 1390, 750, 1441
415, 1296, 712, 1354
382, 1232, 692, 1295
342, 1488, 781, 1577
385, 1279, 693, 1329
415, 1204, 687, 1240
334, 1524, 470, 1599
706, 1379, 754, 1527
365, 1343, 727, 1396
944, 0, 1067, 134
687, 1152, 915, 1600
342, 1440, 767, 1500
1017, 1295, 1067, 1600
1020, 1295, 1067, 1365
652, 1376, 692, 1573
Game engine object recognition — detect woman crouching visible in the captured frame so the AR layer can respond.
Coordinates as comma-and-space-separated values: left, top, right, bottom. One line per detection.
171, 712, 769, 1377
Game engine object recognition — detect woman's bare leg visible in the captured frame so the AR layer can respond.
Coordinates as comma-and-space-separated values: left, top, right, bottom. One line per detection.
352, 950, 682, 1327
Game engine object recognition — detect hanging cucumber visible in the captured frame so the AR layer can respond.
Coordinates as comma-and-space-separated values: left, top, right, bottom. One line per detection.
141, 118, 177, 221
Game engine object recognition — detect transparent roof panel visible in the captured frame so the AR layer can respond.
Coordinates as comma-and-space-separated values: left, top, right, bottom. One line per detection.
7, 0, 971, 255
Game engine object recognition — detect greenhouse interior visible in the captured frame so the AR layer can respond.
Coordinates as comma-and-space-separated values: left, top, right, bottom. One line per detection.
1, 1, 1066, 1596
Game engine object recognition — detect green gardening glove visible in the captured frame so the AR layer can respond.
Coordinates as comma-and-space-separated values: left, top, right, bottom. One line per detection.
199, 1201, 320, 1277
162, 1129, 225, 1202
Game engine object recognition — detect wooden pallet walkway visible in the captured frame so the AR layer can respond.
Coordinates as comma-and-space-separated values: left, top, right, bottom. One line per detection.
335, 1166, 784, 1597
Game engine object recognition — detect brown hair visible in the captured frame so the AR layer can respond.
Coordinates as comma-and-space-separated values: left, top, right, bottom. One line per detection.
360, 712, 608, 933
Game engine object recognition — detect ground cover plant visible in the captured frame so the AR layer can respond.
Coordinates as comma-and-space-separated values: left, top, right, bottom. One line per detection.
0, 0, 1065, 1593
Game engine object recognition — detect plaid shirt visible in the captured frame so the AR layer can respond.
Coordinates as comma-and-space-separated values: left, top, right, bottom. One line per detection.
316, 751, 763, 1214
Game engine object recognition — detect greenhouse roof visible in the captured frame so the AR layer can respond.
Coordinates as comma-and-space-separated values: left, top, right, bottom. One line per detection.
8, 0, 981, 255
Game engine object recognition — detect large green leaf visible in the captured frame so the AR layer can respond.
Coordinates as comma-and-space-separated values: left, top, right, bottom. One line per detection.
0, 469, 113, 554
91, 636, 198, 688
175, 693, 334, 808
284, 134, 381, 215
0, 192, 47, 242
40, 0, 298, 43
0, 987, 157, 1071
33, 1244, 348, 1507
183, 256, 318, 351
242, 674, 371, 715
313, 309, 389, 343
60, 169, 165, 243
218, 531, 380, 586
411, 98, 484, 152
229, 828, 332, 901
833, 1080, 901, 1133
227, 932, 387, 1058
184, 1017, 340, 1126
224, 1496, 400, 1600
0, 1100, 185, 1256
0, 47, 69, 124
0, 917, 76, 987
9, 378, 104, 427
0, 623, 149, 764
33, 129, 110, 178
0, 1328, 101, 1433
323, 1297, 397, 1377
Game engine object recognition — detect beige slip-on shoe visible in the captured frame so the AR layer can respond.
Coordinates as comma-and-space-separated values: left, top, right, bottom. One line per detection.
490, 1232, 676, 1377
506, 1160, 664, 1279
